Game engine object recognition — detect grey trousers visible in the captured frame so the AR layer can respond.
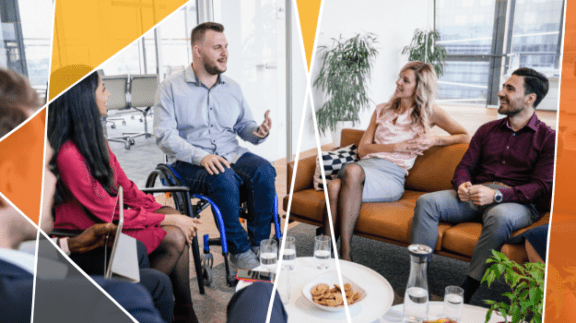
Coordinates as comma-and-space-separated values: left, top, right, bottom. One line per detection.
410, 186, 539, 281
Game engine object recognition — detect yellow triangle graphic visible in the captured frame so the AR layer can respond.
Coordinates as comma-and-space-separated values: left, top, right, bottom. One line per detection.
0, 108, 46, 224
50, 0, 188, 100
295, 0, 321, 71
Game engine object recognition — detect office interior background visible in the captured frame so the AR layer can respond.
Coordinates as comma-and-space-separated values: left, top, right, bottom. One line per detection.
313, 0, 562, 150
2, 0, 563, 161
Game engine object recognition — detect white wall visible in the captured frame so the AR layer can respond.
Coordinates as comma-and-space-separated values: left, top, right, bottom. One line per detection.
216, 0, 289, 162
310, 0, 433, 144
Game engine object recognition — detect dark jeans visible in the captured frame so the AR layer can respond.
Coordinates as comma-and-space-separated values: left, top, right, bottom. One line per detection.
70, 240, 174, 323
174, 152, 277, 254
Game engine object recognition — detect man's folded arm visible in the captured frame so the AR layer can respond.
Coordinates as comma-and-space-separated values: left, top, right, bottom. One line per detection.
154, 82, 209, 166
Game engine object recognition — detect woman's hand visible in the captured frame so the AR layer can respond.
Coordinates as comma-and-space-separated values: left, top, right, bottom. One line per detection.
394, 141, 424, 156
406, 133, 439, 152
161, 214, 202, 245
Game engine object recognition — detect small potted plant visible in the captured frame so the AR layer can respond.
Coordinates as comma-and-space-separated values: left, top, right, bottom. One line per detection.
313, 32, 378, 146
481, 250, 545, 323
402, 29, 447, 77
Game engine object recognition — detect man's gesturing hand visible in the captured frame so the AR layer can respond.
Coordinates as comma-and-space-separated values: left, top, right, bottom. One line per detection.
457, 182, 472, 202
469, 185, 496, 206
201, 154, 231, 175
68, 223, 117, 254
253, 110, 272, 138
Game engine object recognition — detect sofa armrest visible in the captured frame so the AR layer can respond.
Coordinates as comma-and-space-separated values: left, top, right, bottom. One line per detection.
287, 154, 317, 194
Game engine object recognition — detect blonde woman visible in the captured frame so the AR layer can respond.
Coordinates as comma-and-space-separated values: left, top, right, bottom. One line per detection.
324, 61, 470, 261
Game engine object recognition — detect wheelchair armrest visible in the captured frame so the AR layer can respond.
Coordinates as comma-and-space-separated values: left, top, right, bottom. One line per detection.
140, 186, 190, 194
49, 229, 83, 237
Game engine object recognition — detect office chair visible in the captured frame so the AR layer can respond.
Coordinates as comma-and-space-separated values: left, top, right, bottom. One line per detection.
101, 75, 132, 150
123, 74, 157, 142
145, 163, 282, 289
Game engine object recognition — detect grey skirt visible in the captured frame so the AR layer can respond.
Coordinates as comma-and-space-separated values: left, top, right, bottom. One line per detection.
338, 158, 406, 203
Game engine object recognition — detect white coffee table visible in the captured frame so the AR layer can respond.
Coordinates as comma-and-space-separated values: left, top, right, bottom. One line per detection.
236, 257, 394, 322
380, 301, 507, 323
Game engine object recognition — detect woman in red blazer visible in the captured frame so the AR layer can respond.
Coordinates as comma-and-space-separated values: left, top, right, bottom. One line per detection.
48, 68, 200, 322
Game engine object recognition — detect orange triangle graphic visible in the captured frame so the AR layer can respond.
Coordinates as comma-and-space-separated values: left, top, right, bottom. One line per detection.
50, 0, 188, 100
0, 108, 46, 224
295, 0, 321, 71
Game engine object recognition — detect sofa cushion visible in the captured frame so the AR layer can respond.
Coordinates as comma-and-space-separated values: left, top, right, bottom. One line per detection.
442, 213, 551, 258
442, 223, 482, 257
288, 189, 326, 223
354, 190, 451, 251
405, 143, 469, 192
501, 244, 528, 264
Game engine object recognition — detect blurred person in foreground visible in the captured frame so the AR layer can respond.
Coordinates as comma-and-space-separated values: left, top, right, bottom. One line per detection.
0, 68, 40, 138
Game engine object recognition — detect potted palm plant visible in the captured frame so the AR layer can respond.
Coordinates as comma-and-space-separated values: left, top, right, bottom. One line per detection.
313, 33, 378, 146
402, 29, 447, 77
481, 250, 545, 323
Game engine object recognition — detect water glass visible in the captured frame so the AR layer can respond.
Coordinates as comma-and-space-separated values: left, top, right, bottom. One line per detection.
276, 270, 291, 305
443, 286, 464, 322
260, 239, 278, 272
281, 236, 296, 270
314, 235, 331, 269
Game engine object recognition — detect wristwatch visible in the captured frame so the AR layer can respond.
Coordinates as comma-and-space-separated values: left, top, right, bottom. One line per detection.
494, 190, 503, 203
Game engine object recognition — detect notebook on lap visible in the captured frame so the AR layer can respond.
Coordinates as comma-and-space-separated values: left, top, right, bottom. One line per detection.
104, 186, 140, 282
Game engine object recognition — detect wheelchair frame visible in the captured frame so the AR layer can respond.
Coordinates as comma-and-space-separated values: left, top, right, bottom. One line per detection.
145, 163, 282, 292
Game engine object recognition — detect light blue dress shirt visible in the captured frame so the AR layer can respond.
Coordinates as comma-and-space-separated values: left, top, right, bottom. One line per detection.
154, 65, 266, 165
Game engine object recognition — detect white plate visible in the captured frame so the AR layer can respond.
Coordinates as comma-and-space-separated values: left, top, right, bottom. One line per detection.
301, 270, 367, 312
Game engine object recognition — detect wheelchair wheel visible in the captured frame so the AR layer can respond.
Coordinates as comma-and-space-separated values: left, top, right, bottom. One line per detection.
203, 265, 213, 286
111, 123, 116, 129
124, 142, 131, 150
129, 138, 136, 145
202, 252, 214, 286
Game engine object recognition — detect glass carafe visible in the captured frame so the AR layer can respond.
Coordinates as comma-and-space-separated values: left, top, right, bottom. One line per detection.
403, 244, 432, 323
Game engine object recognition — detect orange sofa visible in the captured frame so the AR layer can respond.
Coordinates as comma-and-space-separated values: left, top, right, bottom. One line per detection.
284, 129, 549, 264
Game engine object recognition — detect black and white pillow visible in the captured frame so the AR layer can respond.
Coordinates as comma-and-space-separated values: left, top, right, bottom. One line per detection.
313, 144, 358, 191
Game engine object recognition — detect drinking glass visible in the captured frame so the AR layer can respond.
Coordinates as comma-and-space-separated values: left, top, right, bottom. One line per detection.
276, 270, 291, 305
443, 286, 464, 322
260, 239, 278, 272
281, 236, 296, 270
314, 235, 331, 269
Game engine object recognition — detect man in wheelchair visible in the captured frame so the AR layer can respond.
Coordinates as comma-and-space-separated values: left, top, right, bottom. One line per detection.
154, 22, 276, 270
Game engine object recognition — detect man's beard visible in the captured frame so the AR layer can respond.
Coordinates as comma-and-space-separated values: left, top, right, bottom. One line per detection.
498, 101, 523, 116
204, 60, 226, 75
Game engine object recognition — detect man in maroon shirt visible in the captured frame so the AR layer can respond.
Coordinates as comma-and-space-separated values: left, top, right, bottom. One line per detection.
410, 67, 555, 303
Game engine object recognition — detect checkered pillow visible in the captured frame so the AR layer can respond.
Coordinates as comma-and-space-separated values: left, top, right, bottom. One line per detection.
313, 144, 358, 191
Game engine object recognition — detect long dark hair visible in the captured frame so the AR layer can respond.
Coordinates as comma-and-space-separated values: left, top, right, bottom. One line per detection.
48, 69, 116, 205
